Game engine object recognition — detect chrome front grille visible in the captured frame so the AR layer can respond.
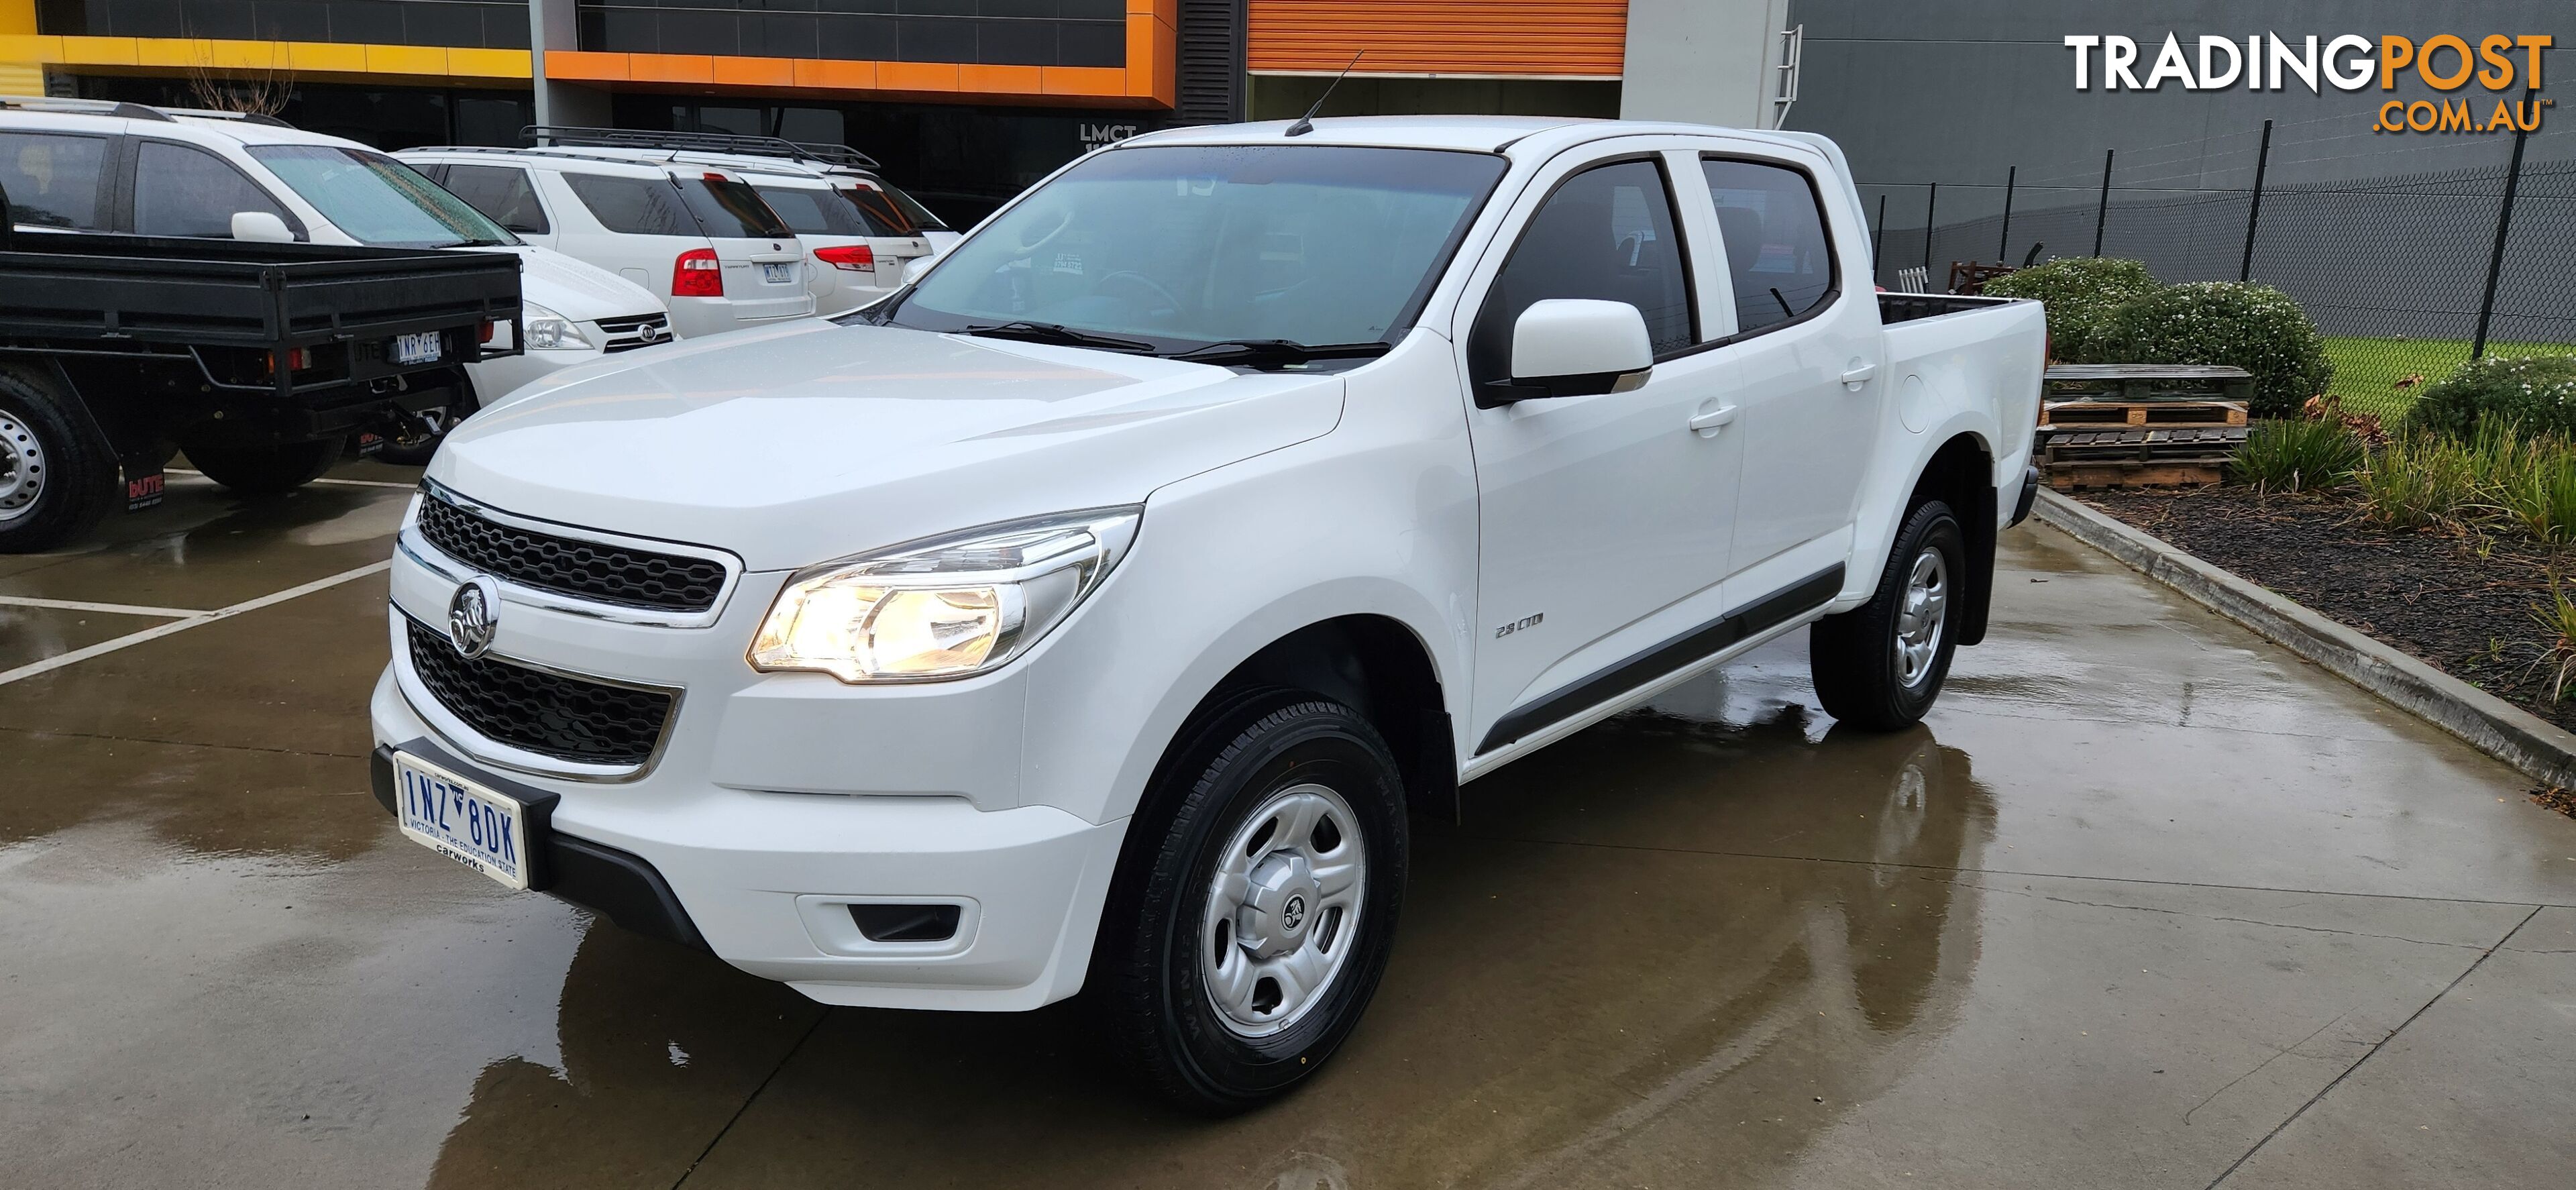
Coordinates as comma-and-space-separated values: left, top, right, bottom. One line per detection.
594, 313, 673, 354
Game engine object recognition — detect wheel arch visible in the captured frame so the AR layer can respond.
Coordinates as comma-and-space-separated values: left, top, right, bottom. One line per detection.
1905, 431, 1998, 647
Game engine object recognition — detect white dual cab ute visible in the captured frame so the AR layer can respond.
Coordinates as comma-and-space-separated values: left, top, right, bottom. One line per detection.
370, 116, 2044, 1110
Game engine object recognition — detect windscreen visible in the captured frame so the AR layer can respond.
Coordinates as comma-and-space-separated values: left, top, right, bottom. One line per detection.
891, 144, 1505, 350
247, 145, 515, 248
869, 181, 948, 231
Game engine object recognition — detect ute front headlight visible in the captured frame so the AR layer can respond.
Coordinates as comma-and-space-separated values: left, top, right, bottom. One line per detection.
524, 303, 592, 351
749, 506, 1141, 683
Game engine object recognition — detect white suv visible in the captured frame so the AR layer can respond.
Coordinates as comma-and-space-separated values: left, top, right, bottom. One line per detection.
0, 97, 672, 462
395, 144, 815, 338
431, 129, 959, 318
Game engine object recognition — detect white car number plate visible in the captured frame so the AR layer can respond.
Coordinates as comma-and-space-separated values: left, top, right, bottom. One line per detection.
393, 753, 532, 889
392, 331, 443, 364
761, 262, 795, 284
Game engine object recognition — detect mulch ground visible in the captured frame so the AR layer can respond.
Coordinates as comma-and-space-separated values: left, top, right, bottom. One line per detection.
2078, 484, 2576, 735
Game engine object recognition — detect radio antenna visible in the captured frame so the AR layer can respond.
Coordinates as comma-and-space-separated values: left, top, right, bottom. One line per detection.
1285, 52, 1364, 138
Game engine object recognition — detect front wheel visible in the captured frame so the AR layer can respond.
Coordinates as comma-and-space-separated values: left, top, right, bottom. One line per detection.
179, 437, 342, 495
1810, 500, 1967, 731
1093, 694, 1408, 1114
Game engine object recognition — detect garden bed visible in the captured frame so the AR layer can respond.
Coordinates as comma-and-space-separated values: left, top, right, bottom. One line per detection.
2080, 484, 2576, 734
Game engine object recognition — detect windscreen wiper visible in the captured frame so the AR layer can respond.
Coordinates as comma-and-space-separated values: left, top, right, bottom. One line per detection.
1163, 339, 1393, 368
957, 320, 1155, 353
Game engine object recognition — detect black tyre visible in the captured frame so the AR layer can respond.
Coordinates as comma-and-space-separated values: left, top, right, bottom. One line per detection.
179, 437, 342, 495
1810, 499, 1967, 731
1094, 692, 1409, 1114
0, 368, 118, 553
376, 389, 480, 467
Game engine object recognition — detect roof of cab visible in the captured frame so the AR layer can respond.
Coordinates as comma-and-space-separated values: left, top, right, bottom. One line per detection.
1119, 115, 1827, 161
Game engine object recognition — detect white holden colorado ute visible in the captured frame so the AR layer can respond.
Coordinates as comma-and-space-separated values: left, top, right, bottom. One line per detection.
369, 116, 2045, 1111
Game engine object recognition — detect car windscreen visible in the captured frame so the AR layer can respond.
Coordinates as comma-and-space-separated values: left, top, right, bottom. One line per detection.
755, 184, 871, 237
246, 145, 516, 248
677, 176, 794, 239
888, 144, 1506, 351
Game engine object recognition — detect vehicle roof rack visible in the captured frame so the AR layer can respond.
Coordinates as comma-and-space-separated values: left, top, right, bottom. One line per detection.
0, 95, 176, 122
522, 125, 879, 171
157, 107, 296, 127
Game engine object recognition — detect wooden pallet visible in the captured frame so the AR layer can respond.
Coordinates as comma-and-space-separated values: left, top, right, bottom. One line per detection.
2041, 399, 2248, 427
2040, 425, 2249, 490
2042, 364, 2257, 405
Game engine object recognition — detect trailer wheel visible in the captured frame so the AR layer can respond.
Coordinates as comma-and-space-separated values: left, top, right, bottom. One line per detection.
0, 368, 118, 553
180, 438, 342, 496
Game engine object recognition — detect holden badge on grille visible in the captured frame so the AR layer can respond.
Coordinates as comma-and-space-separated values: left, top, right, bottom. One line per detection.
447, 575, 502, 659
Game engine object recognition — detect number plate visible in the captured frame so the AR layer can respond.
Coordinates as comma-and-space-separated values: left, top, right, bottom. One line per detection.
761, 262, 794, 284
393, 752, 533, 889
392, 331, 443, 365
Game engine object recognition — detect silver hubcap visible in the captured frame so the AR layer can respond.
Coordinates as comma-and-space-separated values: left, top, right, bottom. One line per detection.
0, 412, 45, 523
1201, 783, 1366, 1037
1895, 545, 1949, 688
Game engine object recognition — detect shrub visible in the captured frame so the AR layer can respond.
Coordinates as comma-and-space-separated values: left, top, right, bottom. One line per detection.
1980, 257, 2160, 360
2355, 433, 2479, 527
2088, 282, 2336, 418
2398, 354, 2576, 441
2231, 417, 2363, 492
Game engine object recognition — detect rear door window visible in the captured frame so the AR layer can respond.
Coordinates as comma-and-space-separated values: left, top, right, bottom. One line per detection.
564, 173, 698, 237
132, 140, 299, 239
0, 131, 110, 229
754, 184, 869, 237
442, 164, 551, 234
1700, 158, 1837, 335
676, 176, 793, 239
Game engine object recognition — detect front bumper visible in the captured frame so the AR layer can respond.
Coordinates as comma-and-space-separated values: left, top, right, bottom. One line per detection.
373, 670, 1126, 1010
374, 520, 1129, 1011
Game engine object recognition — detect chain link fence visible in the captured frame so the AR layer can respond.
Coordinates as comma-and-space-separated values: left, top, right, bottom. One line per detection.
1860, 111, 2575, 420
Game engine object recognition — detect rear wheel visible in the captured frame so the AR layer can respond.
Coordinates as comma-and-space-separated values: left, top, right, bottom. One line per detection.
180, 437, 341, 495
0, 369, 117, 553
1810, 500, 1966, 731
1093, 694, 1408, 1114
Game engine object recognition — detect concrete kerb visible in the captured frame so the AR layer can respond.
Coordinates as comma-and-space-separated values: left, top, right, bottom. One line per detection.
2030, 488, 2576, 789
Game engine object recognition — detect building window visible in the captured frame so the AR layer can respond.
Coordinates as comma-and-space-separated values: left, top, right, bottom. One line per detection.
575, 1, 1125, 66
36, 1, 532, 50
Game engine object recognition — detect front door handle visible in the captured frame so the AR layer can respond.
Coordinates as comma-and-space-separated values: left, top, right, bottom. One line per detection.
1688, 404, 1739, 437
1840, 362, 1879, 388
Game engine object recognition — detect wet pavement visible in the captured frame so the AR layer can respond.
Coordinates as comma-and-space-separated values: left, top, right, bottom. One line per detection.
4, 464, 2573, 1189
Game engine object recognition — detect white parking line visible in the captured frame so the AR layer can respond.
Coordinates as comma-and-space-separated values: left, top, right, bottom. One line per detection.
0, 594, 206, 618
0, 561, 390, 688
168, 468, 419, 491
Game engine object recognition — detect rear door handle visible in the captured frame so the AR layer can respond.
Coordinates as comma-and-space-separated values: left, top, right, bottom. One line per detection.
1688, 404, 1739, 436
1840, 362, 1879, 388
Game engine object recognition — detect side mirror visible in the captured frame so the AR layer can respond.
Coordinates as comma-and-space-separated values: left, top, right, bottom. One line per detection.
900, 251, 942, 285
1494, 299, 1654, 404
231, 211, 294, 243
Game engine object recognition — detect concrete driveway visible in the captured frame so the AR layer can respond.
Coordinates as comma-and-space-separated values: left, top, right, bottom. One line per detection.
3, 465, 2572, 1189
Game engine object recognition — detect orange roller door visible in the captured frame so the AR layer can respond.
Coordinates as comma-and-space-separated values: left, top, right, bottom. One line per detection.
1249, 1, 1627, 78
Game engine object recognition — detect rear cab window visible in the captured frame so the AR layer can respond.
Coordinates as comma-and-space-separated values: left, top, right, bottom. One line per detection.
0, 130, 110, 229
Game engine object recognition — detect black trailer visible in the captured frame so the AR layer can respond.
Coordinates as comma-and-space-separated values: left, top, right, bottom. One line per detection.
0, 221, 522, 551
